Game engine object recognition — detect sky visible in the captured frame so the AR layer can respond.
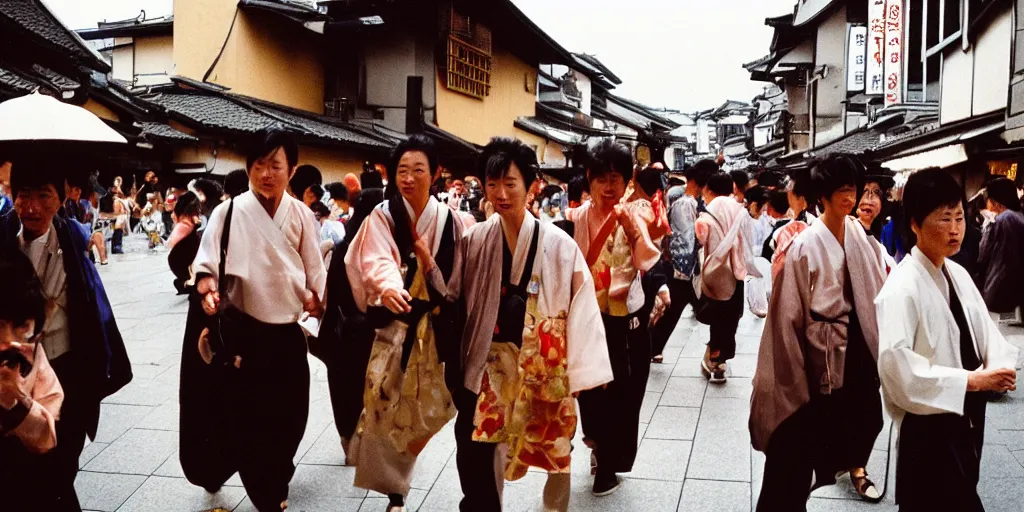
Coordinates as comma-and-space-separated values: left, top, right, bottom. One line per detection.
44, 0, 796, 112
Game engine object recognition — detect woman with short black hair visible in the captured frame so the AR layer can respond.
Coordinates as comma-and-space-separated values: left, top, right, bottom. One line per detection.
877, 168, 1018, 512
977, 176, 1024, 313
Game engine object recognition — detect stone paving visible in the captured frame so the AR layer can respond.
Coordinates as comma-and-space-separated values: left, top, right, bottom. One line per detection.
74, 243, 1024, 511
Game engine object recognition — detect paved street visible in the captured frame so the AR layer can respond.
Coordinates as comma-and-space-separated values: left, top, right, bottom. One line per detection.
76, 241, 1024, 512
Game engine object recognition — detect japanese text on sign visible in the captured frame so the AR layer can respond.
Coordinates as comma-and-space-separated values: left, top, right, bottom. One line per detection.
867, 0, 886, 95
883, 0, 903, 105
847, 26, 868, 92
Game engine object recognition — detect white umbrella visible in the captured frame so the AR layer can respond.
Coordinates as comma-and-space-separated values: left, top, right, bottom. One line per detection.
0, 92, 126, 144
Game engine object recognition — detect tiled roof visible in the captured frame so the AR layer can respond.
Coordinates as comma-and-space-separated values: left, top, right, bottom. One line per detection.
514, 116, 584, 146
137, 89, 391, 150
811, 128, 884, 157
0, 67, 41, 95
138, 122, 198, 143
0, 64, 80, 98
0, 0, 109, 71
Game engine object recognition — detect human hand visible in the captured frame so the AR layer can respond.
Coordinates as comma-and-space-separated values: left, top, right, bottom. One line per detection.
649, 290, 671, 326
197, 328, 214, 365
381, 288, 412, 314
413, 237, 436, 272
967, 368, 1016, 392
0, 365, 28, 410
304, 291, 325, 319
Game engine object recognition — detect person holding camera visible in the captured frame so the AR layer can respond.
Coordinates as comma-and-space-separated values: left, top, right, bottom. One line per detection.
0, 250, 66, 510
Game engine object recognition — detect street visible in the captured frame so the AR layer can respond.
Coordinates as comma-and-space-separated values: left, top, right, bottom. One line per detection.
69, 242, 1024, 512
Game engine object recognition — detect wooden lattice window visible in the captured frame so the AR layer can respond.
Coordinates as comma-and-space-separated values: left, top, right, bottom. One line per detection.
446, 35, 492, 99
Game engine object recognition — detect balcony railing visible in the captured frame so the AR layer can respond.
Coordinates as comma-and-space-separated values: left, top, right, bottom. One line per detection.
445, 35, 492, 100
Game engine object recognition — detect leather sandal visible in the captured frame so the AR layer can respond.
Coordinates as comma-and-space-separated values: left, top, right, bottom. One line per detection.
849, 470, 882, 503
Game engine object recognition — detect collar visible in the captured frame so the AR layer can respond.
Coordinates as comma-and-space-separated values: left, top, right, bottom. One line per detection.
18, 226, 51, 251
911, 246, 946, 281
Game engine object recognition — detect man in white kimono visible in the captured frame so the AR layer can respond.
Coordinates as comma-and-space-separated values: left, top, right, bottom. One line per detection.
751, 155, 887, 510
456, 138, 613, 512
192, 129, 326, 511
876, 168, 1018, 512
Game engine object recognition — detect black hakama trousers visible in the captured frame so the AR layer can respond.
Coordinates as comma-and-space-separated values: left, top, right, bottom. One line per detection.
578, 313, 651, 473
896, 398, 987, 512
179, 300, 310, 511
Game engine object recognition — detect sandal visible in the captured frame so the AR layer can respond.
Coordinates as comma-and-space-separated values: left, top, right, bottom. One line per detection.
849, 470, 882, 503
652, 354, 664, 364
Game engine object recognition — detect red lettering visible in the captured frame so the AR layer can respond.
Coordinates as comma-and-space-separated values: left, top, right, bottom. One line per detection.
890, 52, 900, 64
887, 73, 899, 89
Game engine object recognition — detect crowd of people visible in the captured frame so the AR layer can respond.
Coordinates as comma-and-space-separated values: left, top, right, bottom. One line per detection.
1, 125, 1022, 512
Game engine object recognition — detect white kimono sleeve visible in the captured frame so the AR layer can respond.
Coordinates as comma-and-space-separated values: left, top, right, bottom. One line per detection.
192, 200, 228, 280
966, 278, 1019, 372
565, 251, 614, 394
876, 292, 970, 416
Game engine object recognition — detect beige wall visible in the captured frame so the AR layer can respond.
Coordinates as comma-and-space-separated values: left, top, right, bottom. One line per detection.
362, 31, 438, 132
299, 145, 364, 183
812, 6, 847, 147
174, 0, 325, 113
111, 44, 134, 83
941, 6, 1012, 124
134, 35, 174, 83
435, 48, 538, 146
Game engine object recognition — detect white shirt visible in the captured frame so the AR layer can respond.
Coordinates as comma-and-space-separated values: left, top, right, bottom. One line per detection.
19, 228, 71, 360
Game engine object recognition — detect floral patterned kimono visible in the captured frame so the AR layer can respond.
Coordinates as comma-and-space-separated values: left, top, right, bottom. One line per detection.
457, 214, 612, 511
344, 196, 463, 496
567, 202, 660, 474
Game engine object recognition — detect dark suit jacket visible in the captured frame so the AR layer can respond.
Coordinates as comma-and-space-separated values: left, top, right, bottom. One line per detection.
0, 212, 132, 439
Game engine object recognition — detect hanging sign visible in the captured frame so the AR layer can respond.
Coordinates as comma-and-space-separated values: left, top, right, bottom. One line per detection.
867, 0, 886, 95
883, 0, 904, 105
847, 25, 868, 92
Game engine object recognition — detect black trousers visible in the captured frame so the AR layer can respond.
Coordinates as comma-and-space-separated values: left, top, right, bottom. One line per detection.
651, 278, 697, 357
578, 314, 650, 474
454, 387, 502, 512
896, 401, 987, 511
326, 323, 374, 441
708, 280, 744, 362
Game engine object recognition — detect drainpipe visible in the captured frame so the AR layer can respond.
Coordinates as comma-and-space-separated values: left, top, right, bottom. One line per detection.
406, 76, 424, 134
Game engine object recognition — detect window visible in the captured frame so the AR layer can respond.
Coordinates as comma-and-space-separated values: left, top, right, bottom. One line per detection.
442, 6, 493, 99
925, 0, 963, 56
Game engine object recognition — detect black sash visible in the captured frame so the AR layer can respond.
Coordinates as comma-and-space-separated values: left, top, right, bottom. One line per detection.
493, 222, 541, 347
944, 267, 986, 420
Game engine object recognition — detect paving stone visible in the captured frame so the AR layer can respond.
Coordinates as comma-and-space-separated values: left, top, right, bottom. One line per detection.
361, 489, 427, 511
982, 445, 1024, 479
418, 466, 464, 511
647, 363, 672, 392
726, 354, 758, 378
678, 479, 750, 512
301, 423, 346, 466
655, 346, 683, 365
102, 379, 176, 407
639, 391, 661, 423
80, 441, 109, 469
672, 357, 707, 378
660, 377, 707, 407
94, 404, 153, 443
978, 476, 1024, 510
152, 451, 243, 487
286, 464, 367, 510
645, 406, 700, 441
704, 377, 752, 400
130, 364, 169, 380
74, 471, 146, 512
568, 472, 682, 511
84, 428, 178, 475
410, 421, 458, 490
805, 497, 897, 511
686, 398, 750, 482
628, 438, 691, 481
116, 476, 245, 512
135, 402, 179, 431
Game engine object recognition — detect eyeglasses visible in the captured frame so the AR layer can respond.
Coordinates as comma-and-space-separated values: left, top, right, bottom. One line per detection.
863, 187, 883, 200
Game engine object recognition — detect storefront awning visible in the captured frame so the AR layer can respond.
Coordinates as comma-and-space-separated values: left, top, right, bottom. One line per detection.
882, 143, 968, 173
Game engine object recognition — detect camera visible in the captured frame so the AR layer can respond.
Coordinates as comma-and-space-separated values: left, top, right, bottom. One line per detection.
0, 348, 33, 378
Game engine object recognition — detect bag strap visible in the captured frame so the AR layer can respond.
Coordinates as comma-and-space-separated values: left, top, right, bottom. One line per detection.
586, 213, 618, 268
218, 199, 235, 295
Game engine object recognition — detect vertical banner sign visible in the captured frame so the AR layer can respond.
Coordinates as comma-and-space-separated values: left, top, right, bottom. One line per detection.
867, 0, 886, 95
847, 26, 868, 92
884, 0, 903, 105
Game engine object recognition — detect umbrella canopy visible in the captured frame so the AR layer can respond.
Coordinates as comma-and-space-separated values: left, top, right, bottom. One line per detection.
0, 92, 127, 144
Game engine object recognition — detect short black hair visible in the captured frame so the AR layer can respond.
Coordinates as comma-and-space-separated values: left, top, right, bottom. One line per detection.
685, 159, 719, 188
903, 168, 964, 248
306, 184, 326, 201
985, 177, 1021, 212
745, 185, 767, 206
788, 167, 814, 202
810, 155, 861, 202
10, 160, 66, 201
343, 187, 386, 245
174, 191, 203, 218
730, 170, 751, 191
478, 137, 538, 188
567, 174, 589, 203
586, 139, 632, 183
194, 178, 224, 217
706, 171, 734, 196
326, 182, 349, 203
387, 134, 439, 193
224, 169, 249, 197
309, 200, 331, 219
361, 169, 384, 189
767, 189, 789, 213
636, 166, 664, 196
290, 165, 322, 198
246, 128, 299, 170
0, 248, 47, 332
757, 170, 785, 189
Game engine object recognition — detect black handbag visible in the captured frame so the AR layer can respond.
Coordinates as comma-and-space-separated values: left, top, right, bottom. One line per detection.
206, 199, 252, 367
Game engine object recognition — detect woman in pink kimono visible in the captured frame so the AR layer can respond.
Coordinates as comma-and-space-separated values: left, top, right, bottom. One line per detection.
751, 155, 886, 509
345, 135, 464, 512
0, 251, 65, 510
567, 139, 660, 496
456, 138, 613, 511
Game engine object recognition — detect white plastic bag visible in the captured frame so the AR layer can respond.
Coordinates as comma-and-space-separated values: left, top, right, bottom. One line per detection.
745, 257, 773, 318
